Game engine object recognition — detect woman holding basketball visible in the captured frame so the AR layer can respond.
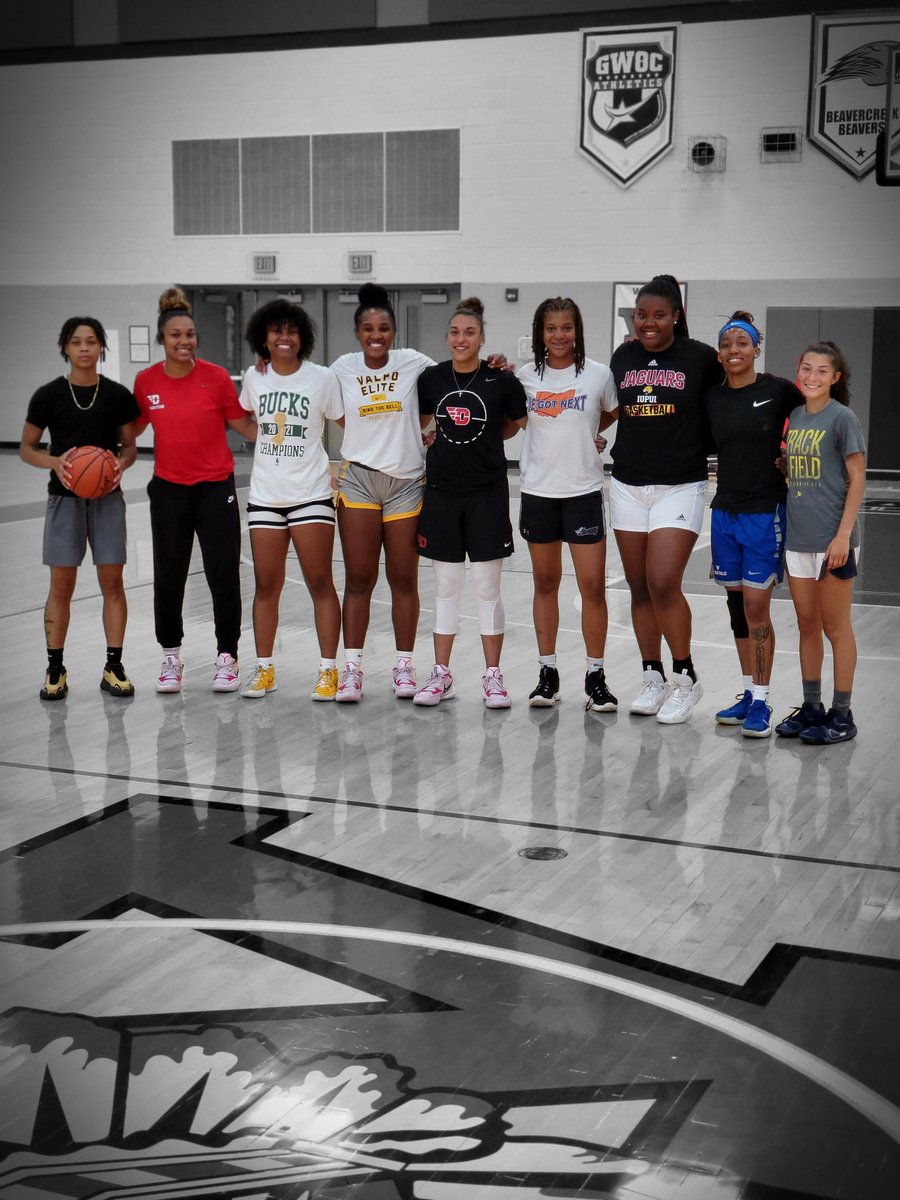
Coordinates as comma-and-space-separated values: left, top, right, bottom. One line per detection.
608, 274, 722, 724
133, 288, 257, 694
238, 299, 344, 701
20, 316, 140, 700
516, 297, 619, 712
414, 297, 527, 708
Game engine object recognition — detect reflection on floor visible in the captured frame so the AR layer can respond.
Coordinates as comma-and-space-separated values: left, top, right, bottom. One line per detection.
1, 452, 899, 1198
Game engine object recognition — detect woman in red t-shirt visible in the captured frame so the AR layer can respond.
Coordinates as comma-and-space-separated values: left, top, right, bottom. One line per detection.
133, 287, 257, 694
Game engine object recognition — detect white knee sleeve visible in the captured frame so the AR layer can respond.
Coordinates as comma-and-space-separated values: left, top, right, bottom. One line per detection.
470, 559, 505, 635
432, 560, 466, 635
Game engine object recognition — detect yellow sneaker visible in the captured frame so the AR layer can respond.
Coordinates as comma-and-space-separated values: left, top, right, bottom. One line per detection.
100, 662, 135, 697
242, 663, 277, 699
312, 666, 339, 701
40, 666, 68, 701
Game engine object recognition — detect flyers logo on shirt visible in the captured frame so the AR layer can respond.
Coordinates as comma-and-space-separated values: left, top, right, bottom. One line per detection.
580, 25, 677, 187
446, 406, 471, 425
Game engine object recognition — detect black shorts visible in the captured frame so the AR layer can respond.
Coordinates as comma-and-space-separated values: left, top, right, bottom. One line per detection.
417, 481, 513, 562
519, 489, 606, 544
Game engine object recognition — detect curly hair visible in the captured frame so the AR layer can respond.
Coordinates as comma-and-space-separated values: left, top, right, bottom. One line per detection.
57, 316, 108, 360
531, 297, 585, 376
245, 299, 316, 363
156, 286, 194, 344
799, 341, 851, 406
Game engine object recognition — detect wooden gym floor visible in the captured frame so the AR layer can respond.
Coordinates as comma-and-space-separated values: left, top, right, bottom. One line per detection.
1, 447, 899, 1199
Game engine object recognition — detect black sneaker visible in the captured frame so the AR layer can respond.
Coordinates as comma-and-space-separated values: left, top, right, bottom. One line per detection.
100, 662, 135, 697
40, 666, 68, 701
585, 668, 617, 712
798, 707, 857, 745
528, 665, 560, 707
774, 701, 826, 738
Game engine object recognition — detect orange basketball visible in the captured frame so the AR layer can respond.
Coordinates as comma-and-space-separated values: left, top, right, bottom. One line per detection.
67, 445, 118, 499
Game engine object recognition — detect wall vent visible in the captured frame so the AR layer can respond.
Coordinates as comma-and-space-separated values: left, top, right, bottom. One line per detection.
759, 126, 803, 163
688, 135, 726, 173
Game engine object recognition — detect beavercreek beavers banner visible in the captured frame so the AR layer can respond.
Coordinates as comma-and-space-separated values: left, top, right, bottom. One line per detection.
808, 10, 900, 180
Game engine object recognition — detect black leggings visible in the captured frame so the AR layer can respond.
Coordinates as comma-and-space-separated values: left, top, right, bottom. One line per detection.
148, 474, 242, 656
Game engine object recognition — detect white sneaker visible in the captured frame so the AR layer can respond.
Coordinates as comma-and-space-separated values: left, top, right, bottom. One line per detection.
213, 653, 240, 692
393, 658, 417, 699
157, 654, 183, 693
656, 671, 702, 724
413, 665, 455, 706
482, 667, 511, 709
629, 668, 670, 715
335, 663, 363, 702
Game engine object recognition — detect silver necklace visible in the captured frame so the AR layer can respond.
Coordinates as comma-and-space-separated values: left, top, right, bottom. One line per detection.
67, 375, 100, 411
451, 361, 481, 395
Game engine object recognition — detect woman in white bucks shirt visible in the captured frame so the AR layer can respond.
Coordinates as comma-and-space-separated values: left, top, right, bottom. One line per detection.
516, 297, 619, 713
238, 299, 343, 702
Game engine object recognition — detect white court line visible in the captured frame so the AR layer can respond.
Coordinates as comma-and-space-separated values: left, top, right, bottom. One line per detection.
2, 917, 898, 1148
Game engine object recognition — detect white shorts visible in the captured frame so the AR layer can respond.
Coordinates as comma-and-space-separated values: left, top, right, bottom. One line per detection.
609, 478, 707, 535
785, 548, 860, 580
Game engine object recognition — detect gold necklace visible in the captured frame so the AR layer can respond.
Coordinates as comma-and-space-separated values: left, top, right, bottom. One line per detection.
451, 361, 481, 395
68, 376, 100, 411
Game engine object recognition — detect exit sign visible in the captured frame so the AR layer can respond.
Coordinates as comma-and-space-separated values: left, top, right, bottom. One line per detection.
348, 252, 374, 275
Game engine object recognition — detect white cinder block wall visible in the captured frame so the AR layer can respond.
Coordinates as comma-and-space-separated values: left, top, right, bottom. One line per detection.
1, 14, 898, 441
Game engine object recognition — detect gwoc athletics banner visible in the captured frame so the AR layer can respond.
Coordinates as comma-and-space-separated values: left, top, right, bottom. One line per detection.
579, 25, 677, 188
808, 10, 900, 179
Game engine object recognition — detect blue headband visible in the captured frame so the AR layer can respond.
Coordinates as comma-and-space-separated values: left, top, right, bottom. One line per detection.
718, 319, 760, 346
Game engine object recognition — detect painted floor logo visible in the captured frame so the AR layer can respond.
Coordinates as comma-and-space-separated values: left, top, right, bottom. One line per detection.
0, 1011, 648, 1196
808, 12, 900, 178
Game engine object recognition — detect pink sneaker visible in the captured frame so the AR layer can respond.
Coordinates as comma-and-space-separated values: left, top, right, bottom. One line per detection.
335, 663, 363, 702
212, 653, 240, 692
157, 654, 183, 693
413, 665, 455, 706
482, 667, 510, 709
392, 658, 418, 699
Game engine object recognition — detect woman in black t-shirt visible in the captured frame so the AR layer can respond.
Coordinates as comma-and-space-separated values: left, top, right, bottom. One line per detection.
415, 298, 527, 709
608, 274, 721, 726
20, 316, 141, 700
706, 310, 802, 739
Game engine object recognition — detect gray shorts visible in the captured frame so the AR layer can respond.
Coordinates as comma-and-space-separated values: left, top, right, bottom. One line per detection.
336, 461, 424, 522
42, 491, 127, 567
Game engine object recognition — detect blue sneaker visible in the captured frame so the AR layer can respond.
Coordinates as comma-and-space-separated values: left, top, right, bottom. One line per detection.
775, 701, 826, 737
742, 699, 772, 738
715, 690, 752, 725
798, 708, 857, 745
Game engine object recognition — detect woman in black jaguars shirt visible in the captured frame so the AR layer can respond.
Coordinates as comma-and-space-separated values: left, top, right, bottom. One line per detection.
608, 274, 722, 726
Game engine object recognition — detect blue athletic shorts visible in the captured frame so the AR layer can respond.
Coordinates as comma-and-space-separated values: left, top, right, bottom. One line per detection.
711, 506, 785, 589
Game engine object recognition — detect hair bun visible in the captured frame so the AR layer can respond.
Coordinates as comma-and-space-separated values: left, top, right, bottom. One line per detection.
357, 283, 390, 308
731, 309, 755, 324
158, 286, 191, 316
456, 296, 484, 317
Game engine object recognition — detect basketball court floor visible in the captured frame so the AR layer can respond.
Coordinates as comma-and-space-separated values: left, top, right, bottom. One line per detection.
1, 448, 899, 1199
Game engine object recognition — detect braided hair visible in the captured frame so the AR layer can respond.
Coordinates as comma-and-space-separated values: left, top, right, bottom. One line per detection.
531, 297, 585, 377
